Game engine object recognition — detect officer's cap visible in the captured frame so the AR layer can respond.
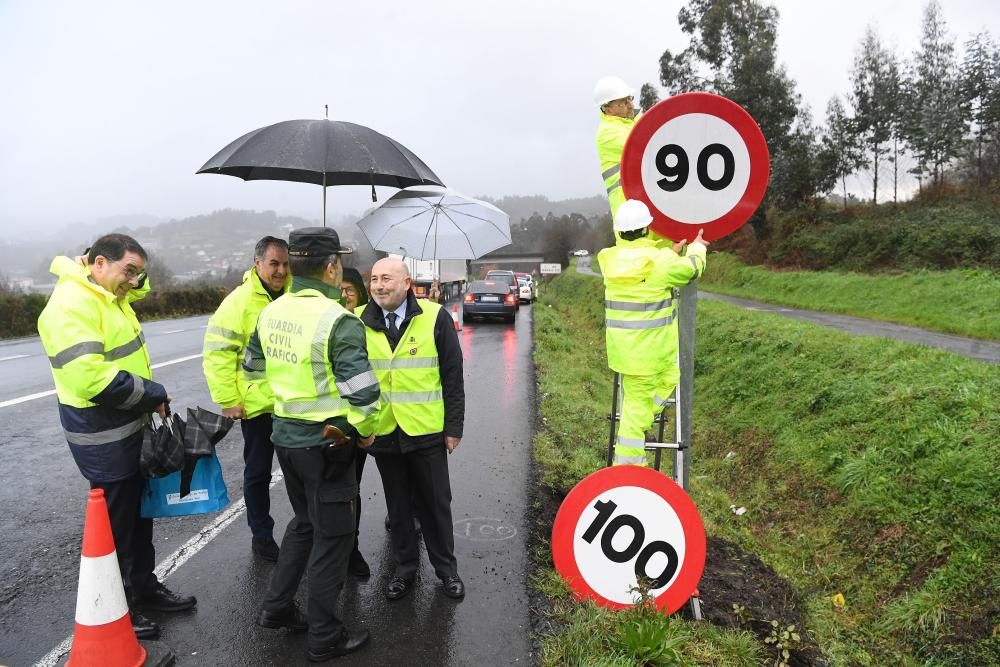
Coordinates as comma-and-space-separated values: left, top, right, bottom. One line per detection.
288, 227, 353, 257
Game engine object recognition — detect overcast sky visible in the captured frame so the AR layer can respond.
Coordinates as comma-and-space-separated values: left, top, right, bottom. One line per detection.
1, 0, 996, 238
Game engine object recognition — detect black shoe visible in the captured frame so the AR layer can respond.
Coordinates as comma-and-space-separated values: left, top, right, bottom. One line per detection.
441, 575, 465, 600
252, 538, 280, 562
348, 549, 371, 578
130, 610, 160, 639
385, 576, 416, 600
308, 628, 371, 662
133, 583, 197, 612
257, 602, 308, 633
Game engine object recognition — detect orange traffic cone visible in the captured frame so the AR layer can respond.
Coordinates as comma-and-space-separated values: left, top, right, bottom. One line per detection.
67, 489, 146, 667
452, 303, 462, 331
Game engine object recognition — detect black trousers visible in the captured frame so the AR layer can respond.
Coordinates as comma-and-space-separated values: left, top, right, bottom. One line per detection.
90, 472, 157, 601
240, 413, 275, 542
373, 442, 457, 580
263, 446, 356, 650
354, 449, 367, 551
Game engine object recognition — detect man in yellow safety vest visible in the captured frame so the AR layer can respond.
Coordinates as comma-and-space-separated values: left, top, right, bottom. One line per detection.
203, 236, 289, 562
597, 201, 708, 466
37, 234, 196, 640
245, 227, 379, 662
594, 75, 639, 220
359, 257, 466, 602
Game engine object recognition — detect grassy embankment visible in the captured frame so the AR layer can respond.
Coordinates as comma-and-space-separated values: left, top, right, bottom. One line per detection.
532, 267, 999, 666
699, 253, 1000, 341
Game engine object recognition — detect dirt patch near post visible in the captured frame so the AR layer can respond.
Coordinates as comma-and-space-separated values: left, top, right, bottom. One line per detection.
697, 536, 825, 665
528, 480, 826, 666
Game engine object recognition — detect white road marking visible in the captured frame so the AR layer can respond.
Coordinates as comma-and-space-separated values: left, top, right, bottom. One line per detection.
0, 389, 56, 409
33, 471, 285, 667
0, 354, 202, 410
0, 354, 29, 361
160, 329, 185, 335
151, 353, 202, 369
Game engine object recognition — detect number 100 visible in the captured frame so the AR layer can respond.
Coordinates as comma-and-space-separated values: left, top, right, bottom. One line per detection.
582, 499, 679, 589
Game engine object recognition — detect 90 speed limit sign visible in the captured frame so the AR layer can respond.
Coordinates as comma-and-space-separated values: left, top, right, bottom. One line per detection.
621, 92, 769, 242
551, 466, 705, 613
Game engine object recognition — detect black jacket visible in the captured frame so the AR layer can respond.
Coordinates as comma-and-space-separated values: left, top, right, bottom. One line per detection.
360, 290, 465, 453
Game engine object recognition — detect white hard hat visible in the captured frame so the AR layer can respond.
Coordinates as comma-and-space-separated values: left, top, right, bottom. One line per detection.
593, 76, 635, 107
613, 200, 653, 232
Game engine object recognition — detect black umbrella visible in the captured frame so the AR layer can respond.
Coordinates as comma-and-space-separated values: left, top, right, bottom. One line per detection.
197, 115, 444, 225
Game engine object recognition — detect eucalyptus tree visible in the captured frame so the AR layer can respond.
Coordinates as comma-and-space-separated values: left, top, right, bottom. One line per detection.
905, 0, 967, 188
822, 96, 864, 209
657, 0, 800, 233
960, 31, 1000, 187
849, 27, 897, 204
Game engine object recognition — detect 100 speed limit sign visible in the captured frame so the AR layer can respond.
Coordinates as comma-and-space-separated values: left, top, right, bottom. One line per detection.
551, 466, 705, 613
621, 92, 769, 242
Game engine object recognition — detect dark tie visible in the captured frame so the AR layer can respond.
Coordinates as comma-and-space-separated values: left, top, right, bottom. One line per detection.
386, 312, 400, 346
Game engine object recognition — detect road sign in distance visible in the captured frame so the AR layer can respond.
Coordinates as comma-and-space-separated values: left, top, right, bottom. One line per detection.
540, 263, 562, 275
551, 465, 706, 613
621, 92, 769, 242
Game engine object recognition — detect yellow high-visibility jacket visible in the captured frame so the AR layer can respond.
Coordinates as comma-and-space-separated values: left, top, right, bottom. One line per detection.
203, 268, 287, 419
597, 238, 706, 376
364, 301, 445, 437
595, 112, 638, 219
37, 256, 167, 482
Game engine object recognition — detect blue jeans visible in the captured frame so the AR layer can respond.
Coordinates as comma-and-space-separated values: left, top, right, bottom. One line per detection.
241, 413, 275, 542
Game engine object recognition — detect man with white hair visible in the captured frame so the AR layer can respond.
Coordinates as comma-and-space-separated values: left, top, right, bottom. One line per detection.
598, 200, 708, 466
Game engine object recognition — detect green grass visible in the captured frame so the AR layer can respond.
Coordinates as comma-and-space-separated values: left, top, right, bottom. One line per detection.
699, 253, 1000, 340
532, 268, 1000, 665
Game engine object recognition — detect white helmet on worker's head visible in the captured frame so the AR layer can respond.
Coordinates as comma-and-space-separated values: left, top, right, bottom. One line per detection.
613, 200, 654, 232
593, 76, 634, 108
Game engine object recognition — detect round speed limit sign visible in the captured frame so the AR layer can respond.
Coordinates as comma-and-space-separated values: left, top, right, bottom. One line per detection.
551, 466, 706, 613
621, 92, 769, 242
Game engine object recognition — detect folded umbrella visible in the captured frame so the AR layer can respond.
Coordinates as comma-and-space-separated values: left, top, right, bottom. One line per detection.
179, 407, 235, 497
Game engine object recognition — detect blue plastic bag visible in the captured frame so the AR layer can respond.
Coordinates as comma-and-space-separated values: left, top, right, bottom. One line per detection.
141, 451, 230, 518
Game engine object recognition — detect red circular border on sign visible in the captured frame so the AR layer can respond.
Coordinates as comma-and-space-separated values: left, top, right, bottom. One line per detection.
620, 92, 770, 242
551, 466, 706, 614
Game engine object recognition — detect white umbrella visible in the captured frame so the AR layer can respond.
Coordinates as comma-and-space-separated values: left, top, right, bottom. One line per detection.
356, 186, 511, 259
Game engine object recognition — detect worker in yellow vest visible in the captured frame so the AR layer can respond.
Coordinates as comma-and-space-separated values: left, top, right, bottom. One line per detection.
37, 234, 196, 640
597, 201, 708, 466
360, 257, 466, 601
594, 75, 639, 220
203, 236, 289, 563
245, 227, 379, 662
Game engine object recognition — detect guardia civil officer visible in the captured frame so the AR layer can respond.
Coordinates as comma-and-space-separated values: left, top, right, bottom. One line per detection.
203, 236, 289, 561
594, 75, 639, 219
597, 201, 708, 465
360, 257, 466, 601
245, 228, 379, 662
37, 234, 196, 640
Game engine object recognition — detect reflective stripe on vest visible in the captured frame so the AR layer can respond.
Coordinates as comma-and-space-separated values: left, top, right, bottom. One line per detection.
258, 291, 353, 423
365, 302, 445, 436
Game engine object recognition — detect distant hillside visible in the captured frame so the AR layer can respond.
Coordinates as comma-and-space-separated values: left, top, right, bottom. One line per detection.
7, 195, 608, 284
479, 194, 608, 223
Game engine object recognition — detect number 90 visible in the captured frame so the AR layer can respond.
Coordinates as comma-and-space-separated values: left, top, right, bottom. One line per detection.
656, 143, 735, 193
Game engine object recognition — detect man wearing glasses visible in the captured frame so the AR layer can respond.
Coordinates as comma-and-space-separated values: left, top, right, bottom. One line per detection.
38, 233, 196, 641
593, 76, 639, 220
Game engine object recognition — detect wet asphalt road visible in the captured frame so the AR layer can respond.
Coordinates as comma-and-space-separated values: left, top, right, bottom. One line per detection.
576, 256, 1000, 363
0, 305, 537, 666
